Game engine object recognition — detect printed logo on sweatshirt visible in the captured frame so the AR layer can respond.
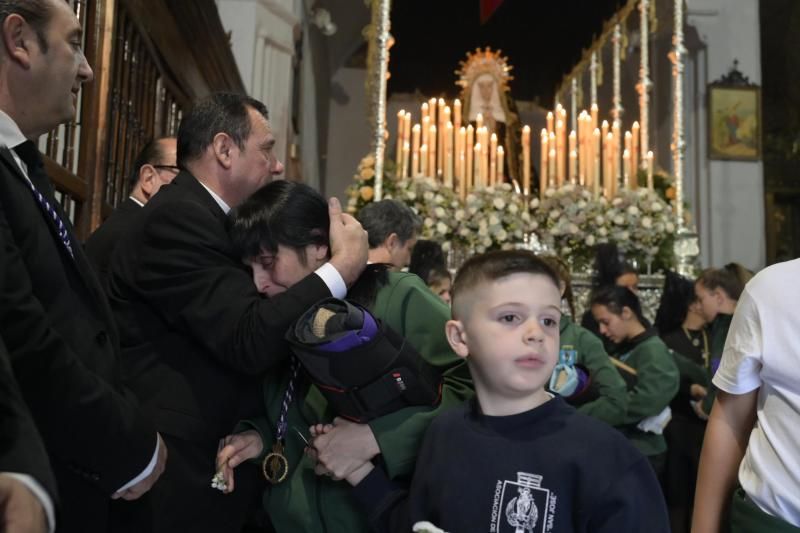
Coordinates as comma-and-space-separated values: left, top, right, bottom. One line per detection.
489, 472, 556, 532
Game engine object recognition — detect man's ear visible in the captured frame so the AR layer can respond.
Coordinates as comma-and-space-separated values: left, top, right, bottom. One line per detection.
138, 165, 157, 196
445, 320, 469, 359
384, 232, 399, 250
2, 14, 34, 69
212, 133, 236, 169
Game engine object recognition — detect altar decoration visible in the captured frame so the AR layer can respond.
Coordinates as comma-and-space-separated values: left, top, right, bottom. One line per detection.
384, 177, 463, 251
346, 154, 397, 215
461, 183, 533, 253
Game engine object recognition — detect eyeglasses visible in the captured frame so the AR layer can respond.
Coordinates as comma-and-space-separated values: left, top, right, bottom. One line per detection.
153, 165, 180, 174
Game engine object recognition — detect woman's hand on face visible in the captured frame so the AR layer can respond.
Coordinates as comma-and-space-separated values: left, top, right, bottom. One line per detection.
215, 430, 264, 493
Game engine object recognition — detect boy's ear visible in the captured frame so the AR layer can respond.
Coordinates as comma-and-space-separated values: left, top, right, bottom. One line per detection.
384, 232, 399, 250
621, 306, 633, 321
445, 319, 469, 359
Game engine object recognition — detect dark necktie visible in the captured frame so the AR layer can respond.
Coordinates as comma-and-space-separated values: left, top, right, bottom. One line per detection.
12, 141, 74, 258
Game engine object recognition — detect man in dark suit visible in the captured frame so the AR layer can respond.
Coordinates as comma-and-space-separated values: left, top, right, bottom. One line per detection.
85, 137, 178, 287
106, 92, 368, 532
1, 335, 54, 533
0, 2, 166, 531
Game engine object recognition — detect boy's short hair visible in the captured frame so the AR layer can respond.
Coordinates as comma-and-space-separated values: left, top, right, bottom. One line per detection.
451, 250, 560, 317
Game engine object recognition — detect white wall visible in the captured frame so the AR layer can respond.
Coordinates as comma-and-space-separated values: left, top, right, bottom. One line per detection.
686, 0, 765, 270
217, 0, 298, 182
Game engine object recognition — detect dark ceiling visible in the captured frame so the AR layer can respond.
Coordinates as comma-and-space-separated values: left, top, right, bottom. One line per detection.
386, 0, 625, 105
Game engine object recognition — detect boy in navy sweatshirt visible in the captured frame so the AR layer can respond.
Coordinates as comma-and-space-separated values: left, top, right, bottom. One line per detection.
335, 250, 669, 532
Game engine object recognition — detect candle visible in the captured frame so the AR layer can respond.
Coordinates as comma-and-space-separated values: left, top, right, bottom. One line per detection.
605, 132, 614, 197
445, 122, 454, 187
396, 110, 405, 176
548, 148, 556, 188
521, 125, 530, 195
474, 142, 483, 188
421, 116, 430, 158
466, 125, 474, 192
497, 146, 505, 184
631, 121, 640, 176
568, 130, 577, 182
428, 124, 437, 180
404, 112, 412, 143
611, 121, 620, 185
569, 150, 577, 184
421, 102, 429, 123
646, 151, 654, 190
457, 126, 466, 185
489, 133, 498, 186
546, 111, 554, 135
420, 144, 428, 179
429, 97, 437, 128
593, 128, 601, 197
411, 124, 421, 177
453, 99, 462, 132
590, 103, 599, 132
556, 119, 565, 186
476, 112, 484, 131
437, 99, 446, 177
539, 129, 547, 198
623, 149, 631, 188
402, 141, 410, 178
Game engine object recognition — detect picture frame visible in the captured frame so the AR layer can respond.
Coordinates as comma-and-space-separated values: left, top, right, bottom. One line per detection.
708, 84, 761, 161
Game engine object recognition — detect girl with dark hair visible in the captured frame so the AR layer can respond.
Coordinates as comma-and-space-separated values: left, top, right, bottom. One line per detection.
655, 272, 710, 532
215, 181, 472, 533
693, 263, 752, 417
591, 286, 679, 478
540, 256, 628, 426
581, 242, 642, 354
408, 240, 452, 305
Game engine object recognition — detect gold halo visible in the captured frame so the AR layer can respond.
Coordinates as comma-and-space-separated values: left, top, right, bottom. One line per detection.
455, 46, 515, 98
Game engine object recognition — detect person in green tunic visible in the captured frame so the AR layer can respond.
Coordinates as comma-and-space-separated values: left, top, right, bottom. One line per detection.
214, 181, 473, 532
590, 286, 679, 479
542, 256, 628, 426
693, 263, 752, 418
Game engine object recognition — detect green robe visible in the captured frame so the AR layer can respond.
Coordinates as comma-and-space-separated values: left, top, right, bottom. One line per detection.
701, 313, 733, 414
559, 316, 628, 426
241, 272, 473, 532
616, 334, 680, 456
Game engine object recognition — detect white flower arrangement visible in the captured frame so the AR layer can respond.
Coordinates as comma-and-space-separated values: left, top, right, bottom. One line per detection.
385, 177, 462, 251
461, 183, 532, 253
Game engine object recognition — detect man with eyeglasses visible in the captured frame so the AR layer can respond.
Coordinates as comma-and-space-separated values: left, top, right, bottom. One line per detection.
85, 137, 178, 289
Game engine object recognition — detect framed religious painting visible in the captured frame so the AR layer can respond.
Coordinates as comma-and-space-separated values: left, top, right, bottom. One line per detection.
707, 84, 761, 161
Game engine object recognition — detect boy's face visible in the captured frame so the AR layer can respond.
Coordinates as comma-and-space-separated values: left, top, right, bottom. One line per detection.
446, 273, 561, 413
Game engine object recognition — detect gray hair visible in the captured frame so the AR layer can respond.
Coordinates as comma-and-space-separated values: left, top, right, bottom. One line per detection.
357, 199, 421, 248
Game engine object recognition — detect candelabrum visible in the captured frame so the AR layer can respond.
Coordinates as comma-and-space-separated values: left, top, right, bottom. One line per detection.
367, 0, 391, 201
670, 0, 699, 277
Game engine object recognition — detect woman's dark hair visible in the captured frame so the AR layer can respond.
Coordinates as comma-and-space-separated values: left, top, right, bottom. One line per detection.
591, 242, 637, 289
541, 255, 575, 319
228, 180, 329, 262
590, 285, 648, 326
228, 180, 389, 306
409, 240, 446, 285
695, 262, 753, 301
654, 271, 695, 334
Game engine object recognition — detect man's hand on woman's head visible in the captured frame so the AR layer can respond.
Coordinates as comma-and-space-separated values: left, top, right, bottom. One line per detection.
327, 198, 368, 287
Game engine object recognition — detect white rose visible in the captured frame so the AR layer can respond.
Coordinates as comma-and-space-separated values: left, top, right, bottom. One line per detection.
436, 222, 448, 234
627, 205, 640, 216
598, 227, 608, 237
496, 229, 508, 241
478, 226, 488, 236
489, 214, 500, 226
612, 197, 623, 207
618, 231, 630, 241
568, 223, 579, 234
434, 194, 444, 204
455, 209, 465, 221
595, 215, 605, 225
442, 241, 451, 252
577, 200, 587, 209
407, 192, 417, 201
482, 237, 492, 247
666, 222, 675, 233
508, 203, 519, 214
459, 227, 470, 237
549, 209, 561, 219
641, 216, 653, 229
493, 198, 506, 210
585, 235, 596, 246
613, 215, 625, 225
423, 191, 434, 201
530, 220, 539, 230
424, 217, 434, 227
521, 211, 531, 222
651, 201, 663, 212
435, 207, 446, 218
530, 198, 540, 208
545, 188, 555, 198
